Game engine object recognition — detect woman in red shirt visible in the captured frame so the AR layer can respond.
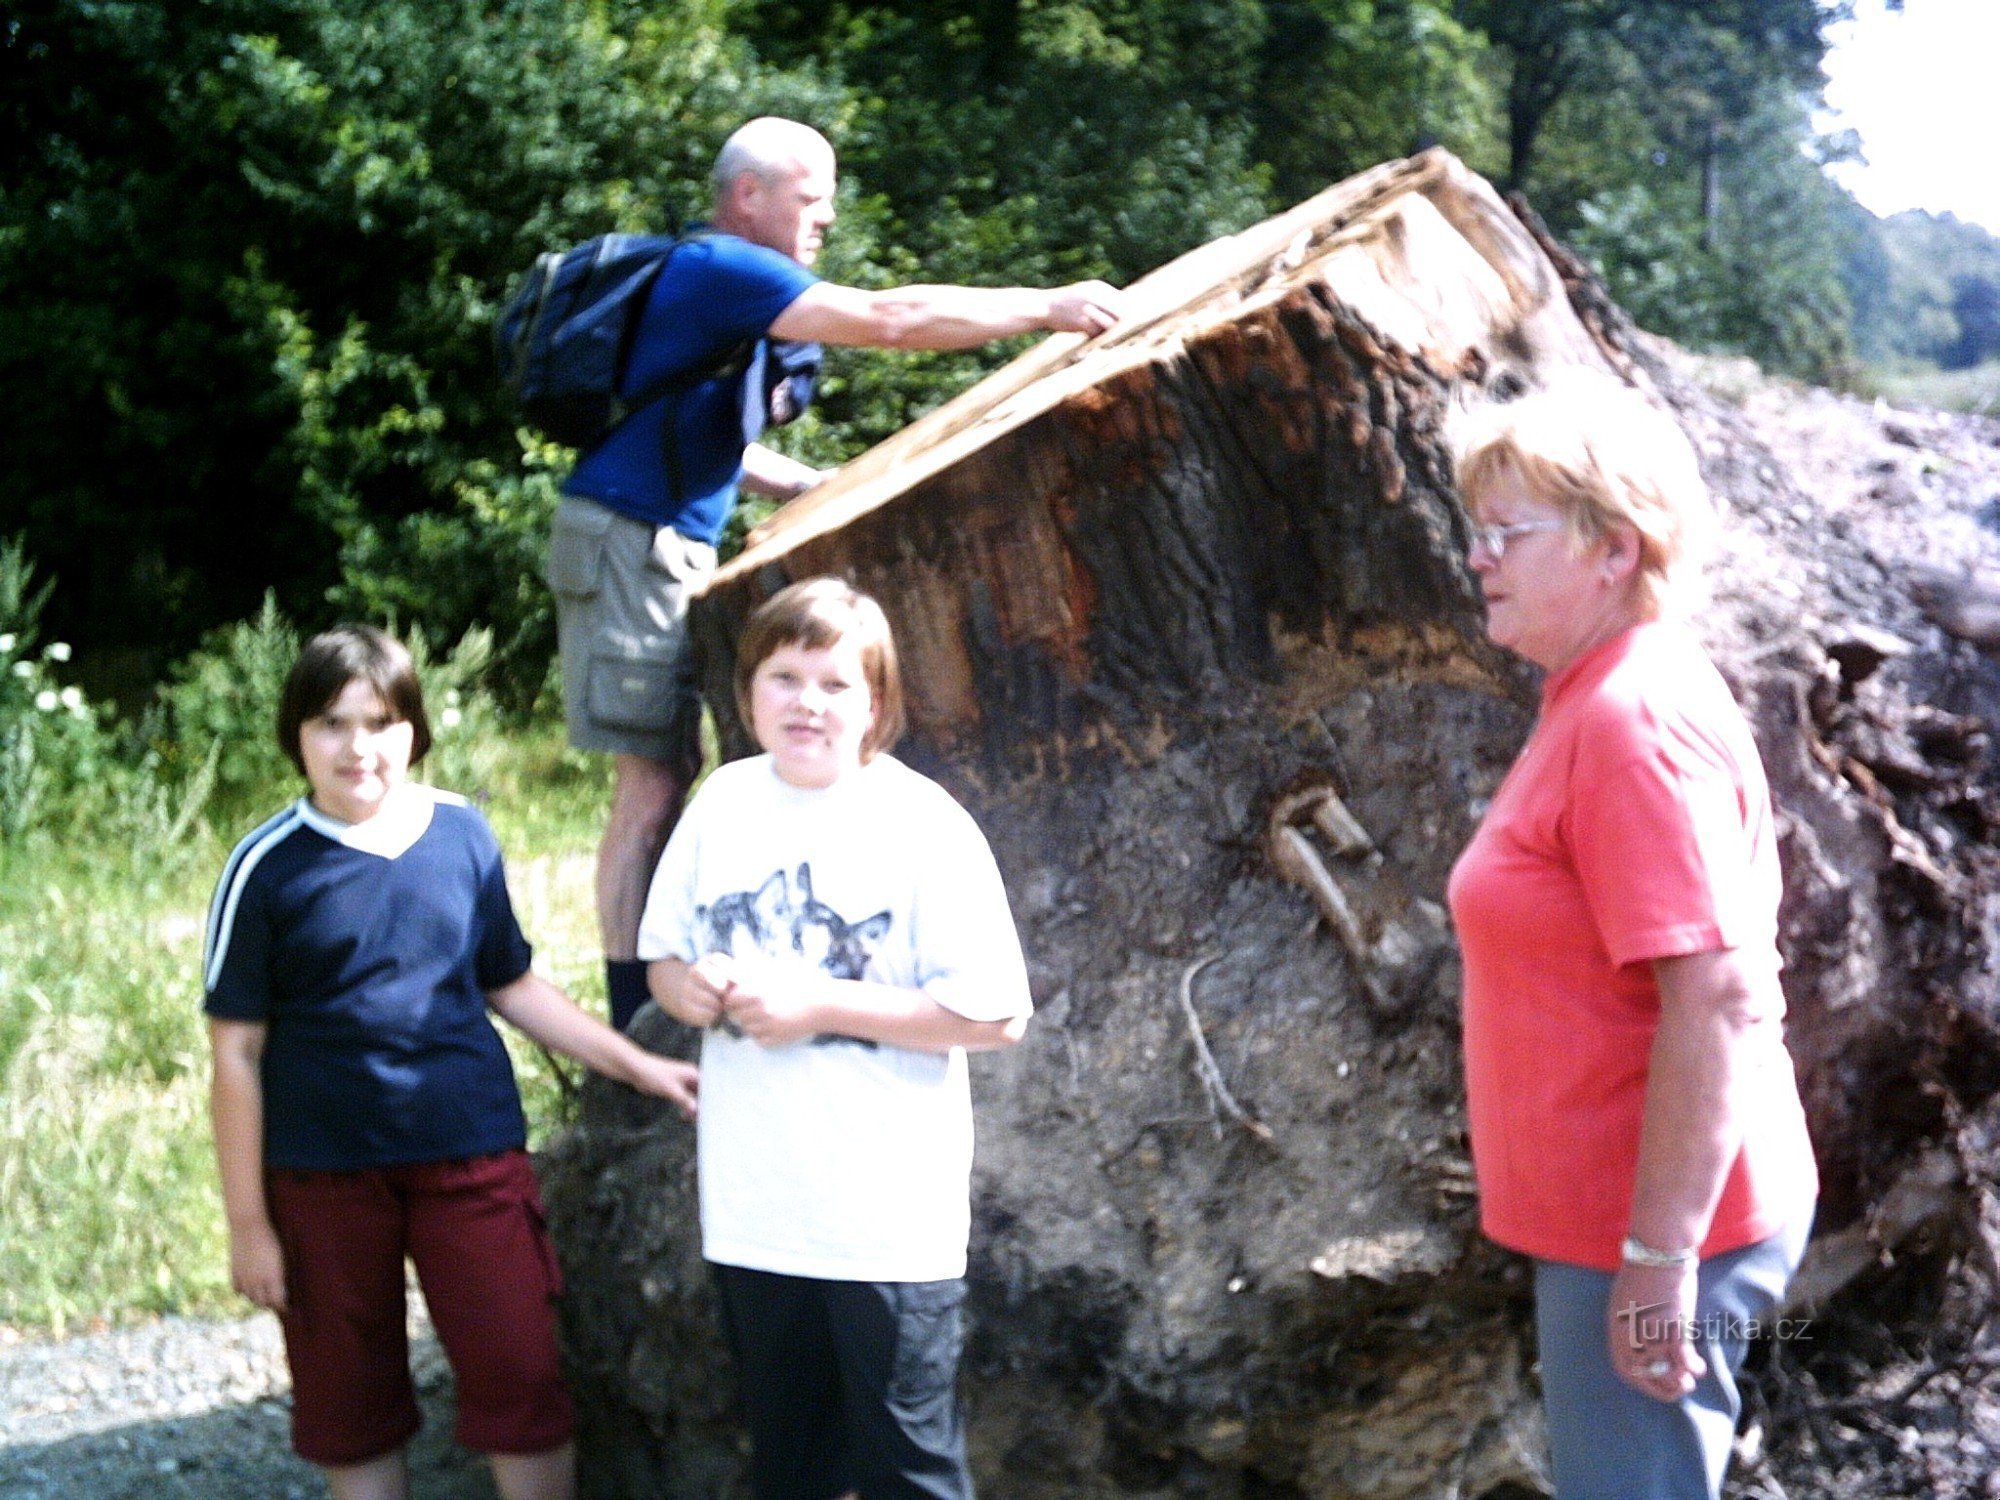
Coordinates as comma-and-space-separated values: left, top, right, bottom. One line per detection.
1447, 380, 1816, 1500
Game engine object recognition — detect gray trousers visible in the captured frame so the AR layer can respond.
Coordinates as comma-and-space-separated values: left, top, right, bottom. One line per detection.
545, 497, 715, 772
1533, 1213, 1812, 1500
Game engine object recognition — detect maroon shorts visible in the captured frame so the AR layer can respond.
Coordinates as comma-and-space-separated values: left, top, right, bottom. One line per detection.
265, 1149, 576, 1467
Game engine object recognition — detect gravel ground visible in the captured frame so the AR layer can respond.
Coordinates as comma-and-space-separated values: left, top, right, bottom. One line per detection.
0, 1309, 491, 1499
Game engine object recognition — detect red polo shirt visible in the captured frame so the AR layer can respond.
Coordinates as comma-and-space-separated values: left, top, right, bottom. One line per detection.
1447, 621, 1816, 1270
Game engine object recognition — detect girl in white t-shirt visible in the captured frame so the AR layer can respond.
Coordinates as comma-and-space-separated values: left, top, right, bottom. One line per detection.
639, 578, 1032, 1500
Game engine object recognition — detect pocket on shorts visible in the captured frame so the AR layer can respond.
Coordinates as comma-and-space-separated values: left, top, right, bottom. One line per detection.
444, 1151, 566, 1300
545, 501, 615, 599
522, 1194, 565, 1301
887, 1278, 966, 1407
586, 647, 691, 733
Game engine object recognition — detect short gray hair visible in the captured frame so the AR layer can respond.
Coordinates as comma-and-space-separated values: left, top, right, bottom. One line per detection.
711, 117, 834, 201
1452, 376, 1715, 617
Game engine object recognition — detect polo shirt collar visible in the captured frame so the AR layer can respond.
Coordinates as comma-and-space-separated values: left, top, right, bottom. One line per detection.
296, 782, 437, 860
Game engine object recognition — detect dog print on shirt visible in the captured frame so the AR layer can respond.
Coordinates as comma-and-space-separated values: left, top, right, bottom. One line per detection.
792, 864, 892, 981
700, 869, 794, 962
694, 863, 893, 1047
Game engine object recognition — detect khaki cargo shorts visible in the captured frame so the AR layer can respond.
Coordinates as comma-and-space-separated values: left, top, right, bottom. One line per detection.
544, 497, 716, 773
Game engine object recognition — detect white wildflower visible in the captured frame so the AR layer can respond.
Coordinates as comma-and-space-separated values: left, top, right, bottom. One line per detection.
0, 634, 15, 653
34, 689, 58, 712
11, 660, 30, 679
440, 707, 463, 730
60, 685, 85, 712
46, 642, 71, 662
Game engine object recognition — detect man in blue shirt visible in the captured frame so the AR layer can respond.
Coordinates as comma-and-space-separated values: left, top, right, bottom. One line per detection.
550, 117, 1123, 1027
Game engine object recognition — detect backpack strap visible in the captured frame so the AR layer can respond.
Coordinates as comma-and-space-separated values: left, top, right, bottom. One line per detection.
592, 230, 767, 508
600, 233, 757, 440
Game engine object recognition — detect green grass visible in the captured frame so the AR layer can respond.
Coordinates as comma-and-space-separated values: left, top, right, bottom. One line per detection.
472, 722, 618, 1139
0, 715, 617, 1335
1869, 359, 2000, 417
0, 822, 236, 1333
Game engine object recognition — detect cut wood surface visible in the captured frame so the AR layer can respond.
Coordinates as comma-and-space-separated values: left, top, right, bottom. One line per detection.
699, 149, 1612, 771
544, 149, 2000, 1500
727, 150, 1598, 577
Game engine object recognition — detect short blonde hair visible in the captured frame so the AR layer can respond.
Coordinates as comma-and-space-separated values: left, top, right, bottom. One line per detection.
734, 577, 906, 762
1453, 378, 1714, 617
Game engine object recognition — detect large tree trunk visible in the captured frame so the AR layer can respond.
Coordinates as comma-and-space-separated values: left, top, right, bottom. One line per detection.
540, 150, 2000, 1498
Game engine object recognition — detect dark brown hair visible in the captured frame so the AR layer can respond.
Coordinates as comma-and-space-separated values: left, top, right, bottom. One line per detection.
733, 578, 905, 761
276, 625, 432, 775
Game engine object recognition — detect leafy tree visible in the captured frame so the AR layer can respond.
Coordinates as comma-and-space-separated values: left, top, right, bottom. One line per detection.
1453, 0, 1827, 188
1253, 0, 1501, 204
1832, 191, 1898, 365
1516, 13, 1853, 380
739, 0, 1276, 281
2, 0, 321, 656
0, 0, 788, 683
1700, 86, 1855, 382
1845, 210, 2000, 370
725, 0, 1276, 455
730, 0, 1500, 450
0, 0, 1926, 696
1948, 275, 2000, 372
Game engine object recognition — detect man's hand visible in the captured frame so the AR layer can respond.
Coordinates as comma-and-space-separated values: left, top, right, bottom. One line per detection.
1046, 281, 1123, 337
1608, 1260, 1705, 1401
741, 442, 830, 501
228, 1218, 288, 1313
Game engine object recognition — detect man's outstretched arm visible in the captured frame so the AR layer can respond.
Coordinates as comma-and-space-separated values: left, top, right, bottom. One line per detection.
741, 443, 827, 499
769, 279, 1123, 350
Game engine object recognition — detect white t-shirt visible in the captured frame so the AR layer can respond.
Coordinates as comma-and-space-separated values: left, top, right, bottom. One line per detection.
636, 753, 1033, 1281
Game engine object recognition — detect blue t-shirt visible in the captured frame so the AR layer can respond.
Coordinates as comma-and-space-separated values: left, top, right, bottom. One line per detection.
202, 786, 534, 1171
563, 231, 819, 543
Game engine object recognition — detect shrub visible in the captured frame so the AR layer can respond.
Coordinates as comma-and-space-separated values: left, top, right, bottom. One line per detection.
0, 537, 126, 842
157, 595, 303, 821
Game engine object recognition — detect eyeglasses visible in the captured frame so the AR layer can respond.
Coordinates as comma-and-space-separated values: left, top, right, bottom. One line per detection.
1467, 518, 1563, 561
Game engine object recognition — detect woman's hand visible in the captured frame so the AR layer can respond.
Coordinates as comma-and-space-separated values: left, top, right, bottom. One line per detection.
1612, 946, 1781, 1398
1607, 1259, 1705, 1399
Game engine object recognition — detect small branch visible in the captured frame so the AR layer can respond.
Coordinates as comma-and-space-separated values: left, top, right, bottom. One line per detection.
1264, 788, 1392, 1012
1878, 1347, 2000, 1409
1177, 954, 1274, 1145
1782, 1146, 1963, 1313
535, 1041, 582, 1109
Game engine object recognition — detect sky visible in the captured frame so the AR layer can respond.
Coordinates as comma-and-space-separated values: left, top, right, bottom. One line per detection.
1819, 0, 2000, 234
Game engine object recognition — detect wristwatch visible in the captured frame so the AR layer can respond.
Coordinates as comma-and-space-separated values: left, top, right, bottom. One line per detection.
1621, 1235, 1698, 1269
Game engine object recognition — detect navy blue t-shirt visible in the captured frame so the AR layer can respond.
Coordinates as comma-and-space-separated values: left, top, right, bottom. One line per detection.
563, 231, 819, 543
203, 787, 534, 1171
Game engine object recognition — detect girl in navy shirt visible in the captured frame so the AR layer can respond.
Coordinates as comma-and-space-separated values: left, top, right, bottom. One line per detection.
205, 625, 697, 1500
